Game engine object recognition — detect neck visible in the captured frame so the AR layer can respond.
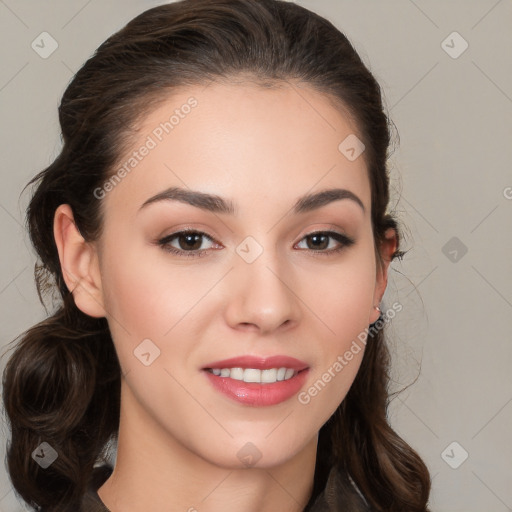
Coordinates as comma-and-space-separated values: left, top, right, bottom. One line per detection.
98, 381, 318, 512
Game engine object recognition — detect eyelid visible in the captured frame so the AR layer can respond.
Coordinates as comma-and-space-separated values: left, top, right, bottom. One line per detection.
294, 230, 355, 255
158, 227, 219, 243
156, 228, 354, 258
157, 228, 222, 254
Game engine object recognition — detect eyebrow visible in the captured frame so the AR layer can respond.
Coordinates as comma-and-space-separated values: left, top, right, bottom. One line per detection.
139, 186, 365, 215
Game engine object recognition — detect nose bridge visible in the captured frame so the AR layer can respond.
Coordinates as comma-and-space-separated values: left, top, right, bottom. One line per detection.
224, 235, 301, 332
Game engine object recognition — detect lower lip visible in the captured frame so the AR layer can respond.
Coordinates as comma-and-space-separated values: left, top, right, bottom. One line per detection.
203, 369, 309, 406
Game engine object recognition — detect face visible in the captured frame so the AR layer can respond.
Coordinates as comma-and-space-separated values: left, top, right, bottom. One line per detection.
89, 81, 386, 469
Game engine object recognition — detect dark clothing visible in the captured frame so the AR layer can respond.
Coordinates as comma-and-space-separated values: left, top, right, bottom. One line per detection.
81, 465, 114, 512
81, 463, 370, 511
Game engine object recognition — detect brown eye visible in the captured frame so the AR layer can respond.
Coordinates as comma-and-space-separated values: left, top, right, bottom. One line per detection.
305, 233, 330, 250
157, 230, 219, 257
296, 231, 355, 254
176, 232, 203, 250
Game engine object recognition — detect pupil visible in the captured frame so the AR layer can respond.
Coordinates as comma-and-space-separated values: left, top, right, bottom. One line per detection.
181, 233, 202, 250
309, 234, 328, 250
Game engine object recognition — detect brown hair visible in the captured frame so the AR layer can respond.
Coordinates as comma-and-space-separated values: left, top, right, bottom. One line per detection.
2, 0, 430, 510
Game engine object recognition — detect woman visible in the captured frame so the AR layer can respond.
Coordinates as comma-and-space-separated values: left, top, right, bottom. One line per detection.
2, 0, 431, 510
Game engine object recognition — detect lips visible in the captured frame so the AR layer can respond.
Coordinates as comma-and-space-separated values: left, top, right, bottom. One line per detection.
203, 355, 309, 371
202, 355, 310, 406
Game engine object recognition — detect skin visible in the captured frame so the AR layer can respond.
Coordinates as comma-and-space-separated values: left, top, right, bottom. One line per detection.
54, 80, 397, 512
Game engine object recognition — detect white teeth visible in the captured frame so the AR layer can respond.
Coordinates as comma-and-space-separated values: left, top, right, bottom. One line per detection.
284, 368, 295, 380
244, 368, 261, 382
229, 367, 244, 380
261, 368, 277, 383
208, 366, 298, 383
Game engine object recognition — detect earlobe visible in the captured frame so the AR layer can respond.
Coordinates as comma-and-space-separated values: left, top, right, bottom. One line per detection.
53, 204, 106, 318
369, 227, 398, 325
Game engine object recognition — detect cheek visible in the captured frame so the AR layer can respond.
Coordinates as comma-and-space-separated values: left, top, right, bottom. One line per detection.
98, 243, 182, 372
302, 243, 376, 341
100, 241, 203, 335
98, 237, 226, 381
297, 240, 376, 408
101, 261, 164, 337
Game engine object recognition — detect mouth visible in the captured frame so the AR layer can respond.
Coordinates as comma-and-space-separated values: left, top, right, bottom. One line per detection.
202, 355, 310, 406
204, 367, 305, 383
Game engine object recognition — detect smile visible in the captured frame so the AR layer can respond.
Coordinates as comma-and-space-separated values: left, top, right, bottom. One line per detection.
206, 367, 298, 383
202, 355, 310, 406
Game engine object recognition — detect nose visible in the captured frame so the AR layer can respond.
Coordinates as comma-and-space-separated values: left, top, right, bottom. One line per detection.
223, 249, 302, 335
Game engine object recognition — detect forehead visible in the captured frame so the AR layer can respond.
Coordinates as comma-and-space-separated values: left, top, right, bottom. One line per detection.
102, 80, 371, 221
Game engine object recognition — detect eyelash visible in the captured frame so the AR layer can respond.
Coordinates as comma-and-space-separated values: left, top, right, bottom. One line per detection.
157, 228, 355, 258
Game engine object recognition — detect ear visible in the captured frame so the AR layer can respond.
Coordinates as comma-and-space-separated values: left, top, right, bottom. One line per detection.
53, 204, 106, 318
368, 227, 398, 324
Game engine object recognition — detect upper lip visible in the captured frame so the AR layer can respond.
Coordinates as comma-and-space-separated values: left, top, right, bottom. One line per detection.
203, 355, 309, 371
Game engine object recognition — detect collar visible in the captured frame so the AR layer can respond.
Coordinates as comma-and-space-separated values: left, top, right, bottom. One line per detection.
83, 463, 369, 511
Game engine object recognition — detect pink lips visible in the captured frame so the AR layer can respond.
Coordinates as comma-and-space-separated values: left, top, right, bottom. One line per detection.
202, 355, 310, 407
203, 355, 309, 372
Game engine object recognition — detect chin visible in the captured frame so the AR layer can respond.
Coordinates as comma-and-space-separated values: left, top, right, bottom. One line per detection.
195, 431, 314, 471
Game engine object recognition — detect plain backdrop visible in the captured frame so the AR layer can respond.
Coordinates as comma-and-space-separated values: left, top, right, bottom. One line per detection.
0, 1, 511, 511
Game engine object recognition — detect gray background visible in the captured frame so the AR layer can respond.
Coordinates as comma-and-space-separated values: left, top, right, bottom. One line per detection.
0, 1, 511, 510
